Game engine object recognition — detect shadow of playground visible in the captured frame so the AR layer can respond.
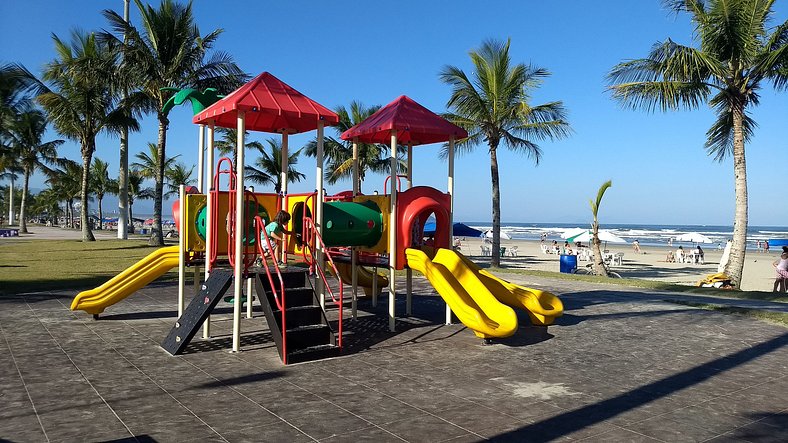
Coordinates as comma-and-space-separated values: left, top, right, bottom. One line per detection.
488, 332, 788, 442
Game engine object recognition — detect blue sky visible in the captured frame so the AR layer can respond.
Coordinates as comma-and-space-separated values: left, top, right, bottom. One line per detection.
2, 1, 786, 226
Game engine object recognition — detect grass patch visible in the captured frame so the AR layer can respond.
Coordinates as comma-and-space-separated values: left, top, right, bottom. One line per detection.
664, 299, 788, 327
0, 239, 178, 296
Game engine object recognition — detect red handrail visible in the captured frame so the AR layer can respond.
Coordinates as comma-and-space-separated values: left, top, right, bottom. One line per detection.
254, 215, 287, 363
302, 217, 343, 348
383, 174, 408, 194
209, 157, 235, 268
300, 192, 318, 271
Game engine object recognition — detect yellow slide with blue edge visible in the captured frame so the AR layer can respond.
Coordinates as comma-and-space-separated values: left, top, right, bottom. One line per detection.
406, 248, 517, 339
456, 253, 563, 326
334, 262, 388, 295
71, 246, 181, 315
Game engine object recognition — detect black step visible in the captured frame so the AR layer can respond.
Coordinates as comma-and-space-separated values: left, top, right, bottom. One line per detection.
274, 305, 324, 328
259, 286, 315, 309
286, 324, 332, 350
255, 267, 308, 290
287, 344, 341, 364
160, 269, 234, 355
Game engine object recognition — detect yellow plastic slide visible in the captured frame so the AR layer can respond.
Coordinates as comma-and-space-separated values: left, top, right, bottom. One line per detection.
405, 248, 517, 339
71, 246, 181, 315
456, 253, 563, 326
334, 262, 388, 295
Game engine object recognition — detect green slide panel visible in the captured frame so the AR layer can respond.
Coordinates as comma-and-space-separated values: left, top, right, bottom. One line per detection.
293, 201, 383, 248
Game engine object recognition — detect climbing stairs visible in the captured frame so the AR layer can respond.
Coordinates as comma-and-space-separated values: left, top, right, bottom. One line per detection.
255, 267, 340, 364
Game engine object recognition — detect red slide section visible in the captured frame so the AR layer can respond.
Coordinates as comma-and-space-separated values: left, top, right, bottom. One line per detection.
395, 186, 451, 270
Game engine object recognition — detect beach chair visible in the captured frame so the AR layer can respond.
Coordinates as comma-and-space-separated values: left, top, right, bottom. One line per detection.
540, 244, 549, 254
509, 245, 518, 256
480, 245, 491, 256
613, 252, 624, 266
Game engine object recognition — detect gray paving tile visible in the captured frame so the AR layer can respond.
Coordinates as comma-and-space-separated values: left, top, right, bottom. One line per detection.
380, 414, 469, 442
319, 425, 405, 442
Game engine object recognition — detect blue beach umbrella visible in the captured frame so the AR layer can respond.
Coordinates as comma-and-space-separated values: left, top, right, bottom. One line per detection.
423, 222, 483, 238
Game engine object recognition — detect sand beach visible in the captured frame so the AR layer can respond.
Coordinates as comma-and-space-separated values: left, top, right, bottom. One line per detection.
457, 237, 780, 292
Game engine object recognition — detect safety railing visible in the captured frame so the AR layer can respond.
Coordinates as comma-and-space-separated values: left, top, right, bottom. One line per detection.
300, 192, 318, 269
209, 157, 236, 268
302, 216, 343, 348
383, 174, 408, 194
254, 215, 287, 362
228, 188, 258, 273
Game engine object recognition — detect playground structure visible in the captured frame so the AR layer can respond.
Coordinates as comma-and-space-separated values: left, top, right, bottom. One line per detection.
71, 73, 563, 364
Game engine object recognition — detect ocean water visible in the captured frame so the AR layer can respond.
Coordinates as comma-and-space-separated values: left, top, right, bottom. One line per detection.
462, 222, 788, 249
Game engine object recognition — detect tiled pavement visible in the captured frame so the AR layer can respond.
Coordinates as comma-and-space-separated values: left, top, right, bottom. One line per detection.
0, 273, 786, 442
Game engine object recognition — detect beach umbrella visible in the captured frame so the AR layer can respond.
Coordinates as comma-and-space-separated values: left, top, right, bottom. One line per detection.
485, 230, 512, 240
675, 232, 712, 244
423, 222, 483, 238
567, 230, 627, 244
561, 227, 587, 239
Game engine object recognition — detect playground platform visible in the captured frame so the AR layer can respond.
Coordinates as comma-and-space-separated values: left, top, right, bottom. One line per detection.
1, 274, 786, 442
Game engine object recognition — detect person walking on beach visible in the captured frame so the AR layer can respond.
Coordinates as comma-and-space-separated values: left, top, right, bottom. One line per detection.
764, 240, 770, 253
773, 246, 788, 292
632, 239, 641, 254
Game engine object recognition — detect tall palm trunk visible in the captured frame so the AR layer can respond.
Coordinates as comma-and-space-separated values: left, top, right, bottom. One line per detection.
489, 144, 501, 267
80, 143, 95, 241
129, 197, 134, 226
20, 167, 30, 233
97, 196, 103, 230
68, 200, 74, 228
151, 113, 167, 246
591, 220, 607, 276
724, 106, 748, 286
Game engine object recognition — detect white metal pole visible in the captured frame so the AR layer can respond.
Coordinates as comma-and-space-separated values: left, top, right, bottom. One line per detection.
202, 122, 215, 339
117, 0, 130, 240
177, 184, 186, 317
388, 130, 398, 332
351, 138, 359, 318
446, 136, 455, 325
197, 124, 205, 192
232, 112, 246, 352
406, 142, 413, 316
246, 275, 253, 318
315, 123, 326, 309
280, 133, 289, 262
8, 178, 14, 226
372, 266, 378, 307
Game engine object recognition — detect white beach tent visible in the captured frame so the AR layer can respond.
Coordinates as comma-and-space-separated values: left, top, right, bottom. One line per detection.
675, 232, 713, 244
484, 230, 512, 240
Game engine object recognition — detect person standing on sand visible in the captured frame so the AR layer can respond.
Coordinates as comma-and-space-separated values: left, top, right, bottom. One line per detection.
764, 240, 770, 253
756, 240, 762, 252
633, 239, 641, 254
773, 246, 788, 292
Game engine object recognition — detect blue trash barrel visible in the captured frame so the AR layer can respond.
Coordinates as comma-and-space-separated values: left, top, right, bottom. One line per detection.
559, 254, 577, 273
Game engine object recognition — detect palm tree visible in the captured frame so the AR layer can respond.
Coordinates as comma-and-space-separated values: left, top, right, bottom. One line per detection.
132, 142, 178, 181
607, 0, 788, 286
304, 101, 402, 192
589, 180, 613, 277
31, 188, 62, 225
441, 39, 571, 267
164, 162, 195, 197
45, 160, 82, 228
0, 63, 38, 137
128, 169, 154, 225
38, 31, 135, 241
91, 158, 117, 229
102, 0, 246, 246
245, 138, 306, 193
215, 127, 255, 171
4, 110, 64, 233
0, 149, 21, 225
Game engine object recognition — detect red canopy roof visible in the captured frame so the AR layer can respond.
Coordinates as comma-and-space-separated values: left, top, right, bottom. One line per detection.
340, 95, 467, 145
193, 72, 339, 134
